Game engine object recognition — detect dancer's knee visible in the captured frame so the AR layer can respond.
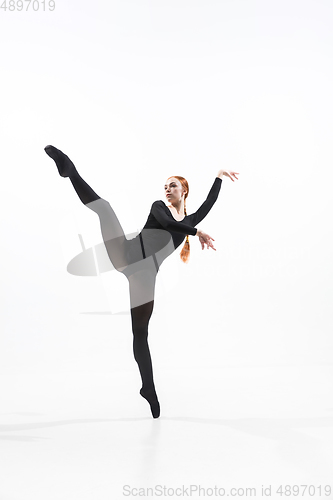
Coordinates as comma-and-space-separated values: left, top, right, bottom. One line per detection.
85, 197, 110, 214
132, 323, 148, 338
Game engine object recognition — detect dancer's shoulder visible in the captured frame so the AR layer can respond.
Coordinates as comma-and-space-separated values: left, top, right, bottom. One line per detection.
151, 200, 166, 208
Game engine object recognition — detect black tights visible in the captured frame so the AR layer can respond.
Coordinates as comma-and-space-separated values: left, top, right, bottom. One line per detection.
130, 300, 156, 391
68, 168, 158, 398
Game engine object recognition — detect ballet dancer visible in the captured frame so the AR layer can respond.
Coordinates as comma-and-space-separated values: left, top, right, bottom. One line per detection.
44, 145, 239, 418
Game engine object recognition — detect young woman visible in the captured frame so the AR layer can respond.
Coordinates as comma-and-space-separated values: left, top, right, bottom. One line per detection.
44, 145, 239, 418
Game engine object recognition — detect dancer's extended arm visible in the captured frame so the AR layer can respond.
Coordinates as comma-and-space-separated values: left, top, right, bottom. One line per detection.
193, 169, 240, 250
192, 169, 240, 226
191, 177, 222, 227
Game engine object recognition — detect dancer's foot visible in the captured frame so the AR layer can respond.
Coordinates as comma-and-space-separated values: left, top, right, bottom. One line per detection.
44, 145, 75, 178
140, 387, 160, 419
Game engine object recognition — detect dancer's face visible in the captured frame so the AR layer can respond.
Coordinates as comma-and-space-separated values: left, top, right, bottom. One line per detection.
164, 178, 186, 203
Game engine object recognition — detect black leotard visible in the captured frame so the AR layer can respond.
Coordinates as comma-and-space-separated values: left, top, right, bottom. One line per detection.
131, 177, 222, 273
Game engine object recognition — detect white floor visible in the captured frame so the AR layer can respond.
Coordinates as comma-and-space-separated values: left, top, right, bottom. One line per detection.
1, 360, 333, 500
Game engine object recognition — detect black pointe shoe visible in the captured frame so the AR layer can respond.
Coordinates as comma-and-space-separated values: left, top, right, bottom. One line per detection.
140, 387, 160, 419
44, 145, 75, 178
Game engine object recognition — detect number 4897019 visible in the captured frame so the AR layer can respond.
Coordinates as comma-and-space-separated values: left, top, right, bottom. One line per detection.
0, 0, 55, 10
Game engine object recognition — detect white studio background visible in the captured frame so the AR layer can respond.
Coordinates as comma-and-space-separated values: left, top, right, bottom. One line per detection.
0, 0, 333, 497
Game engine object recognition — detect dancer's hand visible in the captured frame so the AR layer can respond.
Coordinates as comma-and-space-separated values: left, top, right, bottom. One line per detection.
196, 230, 216, 251
217, 169, 240, 182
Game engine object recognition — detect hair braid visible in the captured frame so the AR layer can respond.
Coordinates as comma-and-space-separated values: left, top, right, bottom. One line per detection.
167, 175, 191, 263
180, 195, 190, 264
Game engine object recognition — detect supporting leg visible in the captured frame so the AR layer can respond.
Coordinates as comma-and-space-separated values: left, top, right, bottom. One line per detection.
128, 270, 160, 418
131, 301, 155, 389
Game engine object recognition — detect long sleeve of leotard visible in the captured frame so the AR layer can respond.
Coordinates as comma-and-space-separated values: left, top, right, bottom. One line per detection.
191, 177, 222, 226
150, 201, 198, 236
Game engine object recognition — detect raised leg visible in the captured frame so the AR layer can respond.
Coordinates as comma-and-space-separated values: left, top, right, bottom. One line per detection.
86, 198, 129, 271
45, 145, 129, 271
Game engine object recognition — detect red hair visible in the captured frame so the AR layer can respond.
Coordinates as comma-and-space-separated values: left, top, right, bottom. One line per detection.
167, 176, 190, 263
